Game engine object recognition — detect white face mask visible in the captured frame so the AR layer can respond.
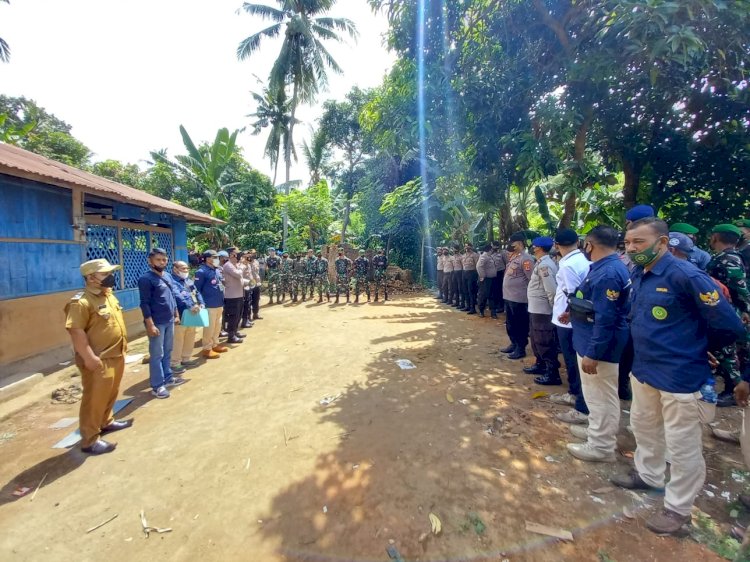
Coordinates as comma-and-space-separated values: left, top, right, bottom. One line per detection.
177, 271, 189, 280
211, 258, 220, 267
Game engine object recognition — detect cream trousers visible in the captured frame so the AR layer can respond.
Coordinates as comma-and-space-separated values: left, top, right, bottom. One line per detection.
631, 375, 705, 516
172, 324, 197, 363
577, 355, 620, 454
202, 307, 223, 350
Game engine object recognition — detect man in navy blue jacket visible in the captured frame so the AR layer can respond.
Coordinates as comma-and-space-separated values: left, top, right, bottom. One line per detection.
194, 250, 227, 359
564, 226, 631, 464
612, 217, 745, 536
138, 248, 185, 399
169, 260, 204, 370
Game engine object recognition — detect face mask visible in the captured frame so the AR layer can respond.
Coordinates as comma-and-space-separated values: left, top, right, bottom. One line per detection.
152, 264, 166, 273
100, 273, 116, 288
628, 240, 661, 267
211, 258, 220, 267
177, 271, 189, 280
582, 245, 593, 261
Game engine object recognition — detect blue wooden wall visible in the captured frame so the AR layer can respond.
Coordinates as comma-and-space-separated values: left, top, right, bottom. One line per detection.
0, 175, 83, 299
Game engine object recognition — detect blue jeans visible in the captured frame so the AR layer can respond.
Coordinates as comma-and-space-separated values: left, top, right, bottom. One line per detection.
556, 325, 589, 415
148, 321, 174, 390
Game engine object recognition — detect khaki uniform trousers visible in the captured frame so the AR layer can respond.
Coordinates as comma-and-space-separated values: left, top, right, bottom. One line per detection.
202, 307, 223, 350
172, 324, 197, 364
577, 355, 620, 454
78, 355, 125, 448
630, 375, 705, 516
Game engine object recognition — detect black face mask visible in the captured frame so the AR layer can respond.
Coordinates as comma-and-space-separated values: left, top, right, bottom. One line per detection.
100, 274, 116, 288
582, 244, 593, 261
152, 265, 166, 273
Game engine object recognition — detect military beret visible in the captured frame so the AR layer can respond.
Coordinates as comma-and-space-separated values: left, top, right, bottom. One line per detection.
509, 232, 527, 243
735, 219, 750, 228
625, 204, 655, 221
668, 232, 694, 254
712, 224, 742, 236
532, 236, 554, 249
554, 228, 578, 245
670, 223, 699, 235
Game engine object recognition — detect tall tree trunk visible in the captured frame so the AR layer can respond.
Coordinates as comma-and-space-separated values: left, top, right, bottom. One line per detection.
420, 230, 425, 283
499, 195, 513, 241
487, 212, 494, 243
272, 155, 279, 188
622, 157, 641, 210
282, 82, 299, 250
560, 105, 594, 228
341, 197, 351, 245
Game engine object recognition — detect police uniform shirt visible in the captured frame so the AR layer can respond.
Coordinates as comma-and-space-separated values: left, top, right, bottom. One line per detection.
452, 254, 464, 271
462, 251, 479, 271
570, 254, 631, 363
492, 250, 507, 274
64, 288, 127, 359
443, 255, 455, 273
437, 254, 444, 271
476, 252, 496, 279
503, 252, 535, 303
630, 251, 746, 392
527, 254, 559, 315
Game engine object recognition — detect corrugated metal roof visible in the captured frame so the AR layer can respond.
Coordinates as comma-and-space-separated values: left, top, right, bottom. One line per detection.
0, 142, 221, 224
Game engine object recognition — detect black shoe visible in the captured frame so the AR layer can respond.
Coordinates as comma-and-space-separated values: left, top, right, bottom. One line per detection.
220, 330, 228, 338
491, 314, 498, 319
534, 374, 563, 386
500, 344, 515, 354
234, 332, 247, 339
718, 392, 737, 408
227, 336, 244, 344
523, 364, 546, 375
253, 316, 263, 320
242, 321, 253, 328
507, 349, 527, 360
82, 439, 117, 455
101, 419, 133, 434
467, 310, 477, 315
479, 312, 485, 318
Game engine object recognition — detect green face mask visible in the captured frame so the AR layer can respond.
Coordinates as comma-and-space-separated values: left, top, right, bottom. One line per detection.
628, 240, 661, 267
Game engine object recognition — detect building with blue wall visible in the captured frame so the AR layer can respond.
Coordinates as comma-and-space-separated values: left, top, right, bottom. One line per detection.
0, 143, 218, 370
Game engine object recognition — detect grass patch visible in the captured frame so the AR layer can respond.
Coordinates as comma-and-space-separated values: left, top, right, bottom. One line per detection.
691, 511, 741, 560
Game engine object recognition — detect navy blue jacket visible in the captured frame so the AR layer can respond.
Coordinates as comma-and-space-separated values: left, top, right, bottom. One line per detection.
194, 264, 225, 308
630, 252, 746, 393
138, 270, 178, 325
169, 272, 205, 314
571, 254, 631, 363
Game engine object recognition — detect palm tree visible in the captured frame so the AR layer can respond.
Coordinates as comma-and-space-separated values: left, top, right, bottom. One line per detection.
248, 86, 296, 186
302, 127, 329, 186
237, 0, 357, 248
0, 0, 10, 63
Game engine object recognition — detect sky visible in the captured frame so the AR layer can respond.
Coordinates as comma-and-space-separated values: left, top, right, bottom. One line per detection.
0, 0, 396, 183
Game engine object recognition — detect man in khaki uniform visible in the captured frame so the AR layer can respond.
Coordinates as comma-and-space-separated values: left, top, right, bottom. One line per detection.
64, 259, 132, 455
462, 243, 480, 314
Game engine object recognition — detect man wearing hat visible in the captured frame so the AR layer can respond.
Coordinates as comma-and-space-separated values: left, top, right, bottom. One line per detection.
436, 247, 445, 301
334, 248, 353, 303
708, 224, 750, 406
65, 259, 132, 454
302, 249, 318, 302
353, 249, 371, 303
491, 241, 507, 316
551, 228, 590, 422
265, 247, 281, 304
462, 243, 481, 314
667, 231, 695, 260
670, 223, 711, 270
194, 250, 228, 359
501, 233, 535, 359
736, 219, 750, 278
612, 217, 745, 536
441, 247, 454, 305
526, 236, 560, 384
452, 245, 466, 310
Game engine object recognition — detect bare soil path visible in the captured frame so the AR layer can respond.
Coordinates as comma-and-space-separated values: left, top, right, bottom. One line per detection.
0, 293, 742, 561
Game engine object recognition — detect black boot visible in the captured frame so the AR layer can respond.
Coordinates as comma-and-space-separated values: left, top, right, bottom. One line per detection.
507, 346, 527, 360
534, 372, 563, 386
523, 363, 547, 375
467, 307, 477, 315
500, 344, 515, 354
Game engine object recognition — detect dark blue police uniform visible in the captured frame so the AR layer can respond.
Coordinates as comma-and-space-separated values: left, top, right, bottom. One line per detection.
629, 251, 745, 393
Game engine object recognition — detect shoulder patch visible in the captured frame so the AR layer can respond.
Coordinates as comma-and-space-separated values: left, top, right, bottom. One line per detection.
523, 261, 532, 271
606, 289, 620, 301
699, 290, 720, 306
71, 292, 84, 301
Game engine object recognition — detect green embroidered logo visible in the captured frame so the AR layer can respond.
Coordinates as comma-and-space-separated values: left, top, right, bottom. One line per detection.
652, 306, 668, 321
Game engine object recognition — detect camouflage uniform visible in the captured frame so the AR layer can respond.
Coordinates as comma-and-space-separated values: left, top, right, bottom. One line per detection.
334, 255, 353, 303
290, 257, 304, 302
372, 253, 388, 302
315, 256, 330, 302
302, 255, 317, 301
280, 256, 294, 302
265, 254, 281, 304
353, 255, 370, 302
707, 248, 750, 393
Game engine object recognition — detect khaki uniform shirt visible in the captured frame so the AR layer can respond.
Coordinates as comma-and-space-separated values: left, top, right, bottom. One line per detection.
492, 250, 507, 273
527, 254, 559, 314
64, 287, 127, 359
452, 254, 464, 271
443, 255, 455, 273
462, 251, 479, 271
503, 252, 535, 303
477, 252, 497, 279
437, 254, 445, 271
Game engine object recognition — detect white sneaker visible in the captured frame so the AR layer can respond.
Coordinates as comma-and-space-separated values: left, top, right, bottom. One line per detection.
566, 442, 616, 463
569, 425, 589, 439
550, 392, 576, 406
555, 410, 589, 425
712, 427, 740, 444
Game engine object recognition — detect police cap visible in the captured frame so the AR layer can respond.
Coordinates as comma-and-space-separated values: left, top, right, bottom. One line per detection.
625, 205, 655, 222
554, 228, 578, 246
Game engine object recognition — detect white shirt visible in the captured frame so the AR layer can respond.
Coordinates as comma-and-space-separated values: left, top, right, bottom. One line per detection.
552, 249, 591, 329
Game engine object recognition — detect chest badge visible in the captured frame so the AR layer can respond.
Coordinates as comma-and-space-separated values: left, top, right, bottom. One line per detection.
652, 306, 668, 321
575, 290, 584, 299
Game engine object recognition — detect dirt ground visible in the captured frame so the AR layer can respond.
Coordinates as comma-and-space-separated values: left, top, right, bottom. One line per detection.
0, 292, 746, 561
